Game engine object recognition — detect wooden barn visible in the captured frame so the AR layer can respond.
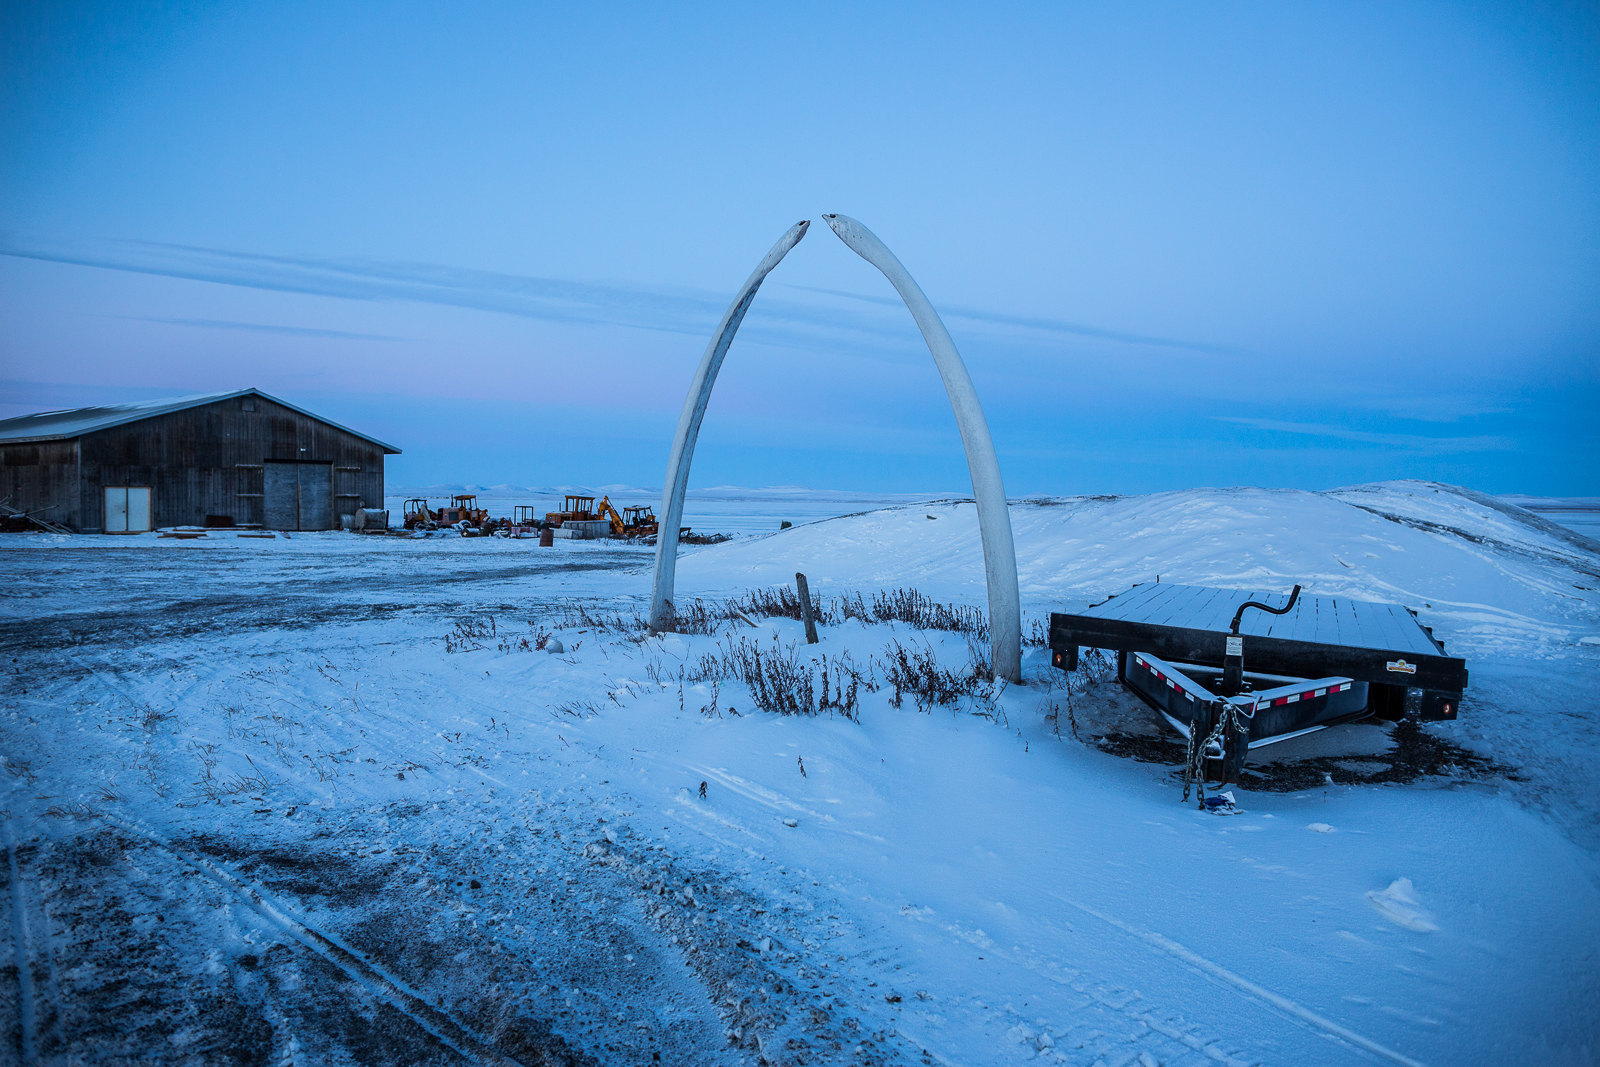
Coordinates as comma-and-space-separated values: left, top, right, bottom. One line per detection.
0, 388, 400, 533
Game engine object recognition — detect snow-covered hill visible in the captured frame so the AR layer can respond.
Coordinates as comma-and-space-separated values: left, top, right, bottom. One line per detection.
678, 480, 1600, 654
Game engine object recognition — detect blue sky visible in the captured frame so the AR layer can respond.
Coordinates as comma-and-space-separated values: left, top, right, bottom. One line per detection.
2, 1, 1596, 494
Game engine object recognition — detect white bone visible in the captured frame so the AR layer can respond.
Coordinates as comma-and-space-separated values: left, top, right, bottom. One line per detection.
821, 214, 1022, 682
649, 220, 810, 633
647, 215, 1023, 684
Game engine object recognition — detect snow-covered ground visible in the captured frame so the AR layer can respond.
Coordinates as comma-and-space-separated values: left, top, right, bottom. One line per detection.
3, 481, 1597, 1066
1498, 495, 1600, 539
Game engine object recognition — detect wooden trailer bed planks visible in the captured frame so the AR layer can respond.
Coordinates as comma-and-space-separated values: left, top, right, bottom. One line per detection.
1078, 582, 1444, 656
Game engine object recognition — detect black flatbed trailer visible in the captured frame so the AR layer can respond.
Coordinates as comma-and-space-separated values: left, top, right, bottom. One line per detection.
1049, 584, 1468, 788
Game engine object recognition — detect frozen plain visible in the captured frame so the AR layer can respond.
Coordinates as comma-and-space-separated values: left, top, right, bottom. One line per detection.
1, 480, 1597, 1067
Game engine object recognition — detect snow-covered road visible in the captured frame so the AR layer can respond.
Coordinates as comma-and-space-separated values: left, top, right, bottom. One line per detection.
3, 481, 1598, 1066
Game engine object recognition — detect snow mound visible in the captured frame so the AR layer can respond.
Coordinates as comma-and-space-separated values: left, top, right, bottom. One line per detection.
1367, 878, 1439, 932
674, 480, 1600, 660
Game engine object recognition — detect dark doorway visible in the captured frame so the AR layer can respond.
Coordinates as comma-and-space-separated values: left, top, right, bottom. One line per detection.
264, 462, 333, 531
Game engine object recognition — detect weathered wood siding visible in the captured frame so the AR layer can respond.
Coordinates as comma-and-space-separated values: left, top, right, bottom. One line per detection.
0, 439, 80, 527
2, 394, 389, 531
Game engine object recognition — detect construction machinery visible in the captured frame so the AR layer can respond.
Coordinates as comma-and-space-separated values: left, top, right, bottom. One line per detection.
621, 505, 659, 538
439, 494, 488, 526
545, 495, 598, 525
404, 495, 489, 530
498, 505, 543, 539
598, 498, 659, 539
403, 498, 434, 529
542, 494, 658, 539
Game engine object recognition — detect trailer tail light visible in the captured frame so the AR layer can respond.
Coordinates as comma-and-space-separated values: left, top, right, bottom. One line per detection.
1050, 645, 1079, 672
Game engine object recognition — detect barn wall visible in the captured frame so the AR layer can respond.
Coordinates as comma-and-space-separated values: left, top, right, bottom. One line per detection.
71, 395, 389, 531
0, 440, 81, 527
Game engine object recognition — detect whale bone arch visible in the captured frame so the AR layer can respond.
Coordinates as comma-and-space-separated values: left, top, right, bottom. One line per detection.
648, 214, 1022, 683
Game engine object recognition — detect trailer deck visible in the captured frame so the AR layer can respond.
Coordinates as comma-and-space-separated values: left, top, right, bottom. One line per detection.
1049, 582, 1467, 722
1049, 583, 1469, 792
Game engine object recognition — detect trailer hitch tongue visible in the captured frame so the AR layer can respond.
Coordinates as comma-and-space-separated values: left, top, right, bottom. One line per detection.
1182, 700, 1251, 807
1222, 585, 1302, 696
1222, 634, 1246, 697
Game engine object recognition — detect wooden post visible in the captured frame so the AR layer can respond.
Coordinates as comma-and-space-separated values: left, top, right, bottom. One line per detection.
795, 572, 819, 644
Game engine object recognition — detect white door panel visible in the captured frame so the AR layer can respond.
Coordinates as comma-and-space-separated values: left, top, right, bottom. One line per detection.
103, 487, 152, 533
104, 487, 128, 533
127, 487, 151, 532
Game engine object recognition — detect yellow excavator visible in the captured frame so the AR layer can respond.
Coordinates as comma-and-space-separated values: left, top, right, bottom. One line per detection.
598, 498, 659, 538
543, 494, 658, 538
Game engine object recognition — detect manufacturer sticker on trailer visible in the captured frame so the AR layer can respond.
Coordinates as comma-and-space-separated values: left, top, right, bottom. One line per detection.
1386, 659, 1417, 674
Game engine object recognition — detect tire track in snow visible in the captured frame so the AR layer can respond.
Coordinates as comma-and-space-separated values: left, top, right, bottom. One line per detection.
72, 646, 512, 803
104, 815, 535, 1067
674, 761, 889, 845
61, 639, 1324, 1066
2, 816, 70, 1067
3, 818, 40, 1067
890, 904, 1254, 1066
1052, 892, 1426, 1067
676, 765, 1251, 1063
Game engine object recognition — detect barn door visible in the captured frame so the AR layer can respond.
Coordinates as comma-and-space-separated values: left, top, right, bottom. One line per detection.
103, 486, 152, 533
297, 464, 332, 530
263, 462, 333, 531
104, 487, 127, 533
127, 487, 151, 532
264, 464, 298, 530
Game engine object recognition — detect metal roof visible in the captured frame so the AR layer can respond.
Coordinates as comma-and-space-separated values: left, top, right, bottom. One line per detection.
0, 388, 401, 453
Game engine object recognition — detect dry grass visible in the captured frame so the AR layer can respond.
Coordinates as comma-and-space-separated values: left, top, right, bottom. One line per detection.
445, 615, 498, 653
1039, 647, 1119, 741
4, 756, 38, 785
527, 586, 999, 641
878, 637, 1006, 720
43, 801, 98, 820
660, 636, 876, 720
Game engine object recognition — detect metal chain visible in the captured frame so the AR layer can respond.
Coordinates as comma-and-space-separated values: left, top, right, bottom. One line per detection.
1181, 714, 1205, 806
1182, 700, 1256, 810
